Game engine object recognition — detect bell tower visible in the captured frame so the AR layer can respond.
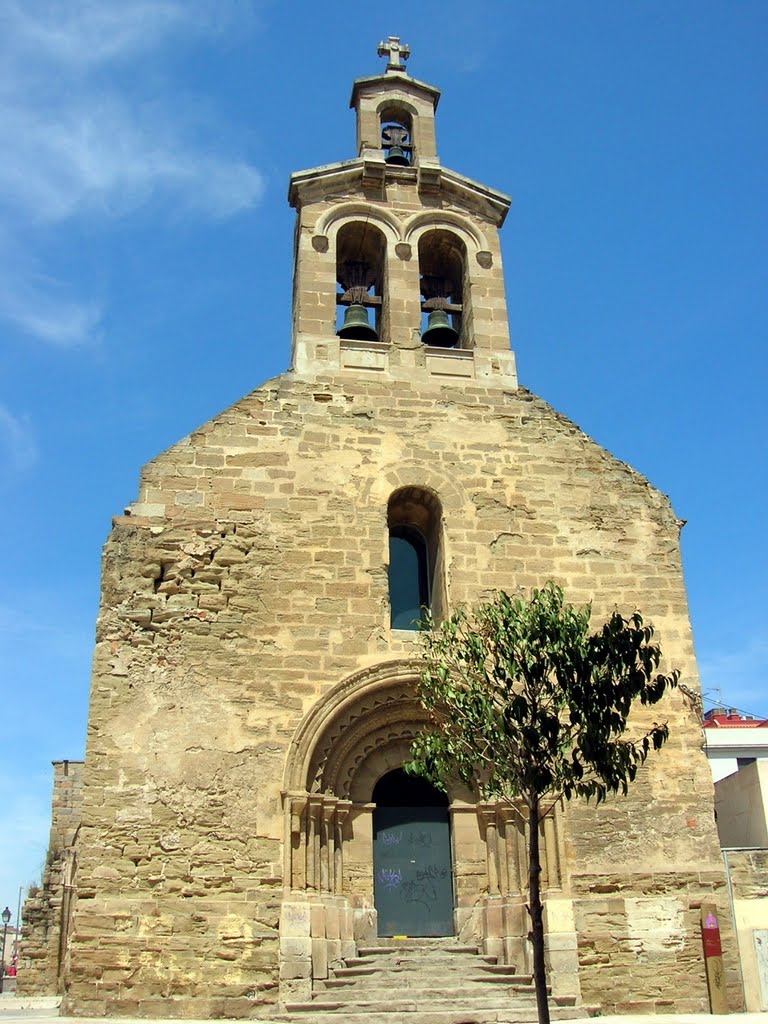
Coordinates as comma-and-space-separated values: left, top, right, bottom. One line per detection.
288, 39, 518, 389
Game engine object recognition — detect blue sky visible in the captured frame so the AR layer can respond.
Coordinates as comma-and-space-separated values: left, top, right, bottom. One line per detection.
1, 0, 766, 917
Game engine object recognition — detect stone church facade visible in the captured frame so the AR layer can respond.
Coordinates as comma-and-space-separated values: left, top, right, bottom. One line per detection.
22, 42, 740, 1018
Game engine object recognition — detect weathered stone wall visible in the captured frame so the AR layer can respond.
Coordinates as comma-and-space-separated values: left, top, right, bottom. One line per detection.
724, 849, 768, 1011
18, 760, 83, 995
567, 750, 742, 1011
61, 369, 733, 1016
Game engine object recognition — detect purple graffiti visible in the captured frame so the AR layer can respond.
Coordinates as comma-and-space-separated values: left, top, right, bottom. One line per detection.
381, 830, 403, 846
378, 867, 402, 890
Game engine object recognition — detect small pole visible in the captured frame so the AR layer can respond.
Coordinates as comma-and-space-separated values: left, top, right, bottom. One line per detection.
13, 887, 22, 960
0, 907, 10, 994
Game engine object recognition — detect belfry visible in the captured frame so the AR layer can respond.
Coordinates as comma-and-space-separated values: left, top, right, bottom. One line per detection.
21, 41, 740, 1019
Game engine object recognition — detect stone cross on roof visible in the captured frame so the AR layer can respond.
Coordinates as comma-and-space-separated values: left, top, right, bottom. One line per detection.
377, 36, 410, 73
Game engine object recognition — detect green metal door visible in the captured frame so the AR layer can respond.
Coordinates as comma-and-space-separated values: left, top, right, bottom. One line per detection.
372, 771, 453, 937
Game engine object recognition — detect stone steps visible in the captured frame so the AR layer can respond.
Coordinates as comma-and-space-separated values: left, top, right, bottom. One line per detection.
308, 987, 575, 1006
278, 1006, 583, 1023
303, 991, 573, 1007
318, 982, 535, 996
321, 973, 533, 988
281, 938, 587, 1023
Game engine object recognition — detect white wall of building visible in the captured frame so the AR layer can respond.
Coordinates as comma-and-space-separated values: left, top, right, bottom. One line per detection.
715, 760, 768, 847
702, 725, 768, 782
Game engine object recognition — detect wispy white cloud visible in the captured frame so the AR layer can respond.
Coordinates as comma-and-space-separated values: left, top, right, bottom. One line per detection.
0, 249, 102, 346
1, 0, 253, 71
0, 404, 39, 474
0, 94, 264, 225
698, 635, 768, 717
3, 0, 194, 68
0, 0, 263, 344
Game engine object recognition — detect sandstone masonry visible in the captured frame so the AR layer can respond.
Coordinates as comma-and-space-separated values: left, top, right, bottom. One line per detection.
24, 43, 742, 1019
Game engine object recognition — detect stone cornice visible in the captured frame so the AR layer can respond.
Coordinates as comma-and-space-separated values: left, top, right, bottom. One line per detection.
288, 159, 511, 226
349, 73, 441, 111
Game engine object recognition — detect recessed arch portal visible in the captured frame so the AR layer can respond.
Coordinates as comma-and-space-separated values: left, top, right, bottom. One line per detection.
281, 662, 538, 957
282, 662, 437, 898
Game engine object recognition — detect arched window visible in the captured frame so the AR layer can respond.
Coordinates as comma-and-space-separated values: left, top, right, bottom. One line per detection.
389, 526, 429, 630
336, 221, 387, 342
388, 487, 446, 630
417, 229, 468, 349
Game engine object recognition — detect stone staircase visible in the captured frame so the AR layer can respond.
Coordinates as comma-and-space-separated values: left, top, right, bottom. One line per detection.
279, 939, 587, 1024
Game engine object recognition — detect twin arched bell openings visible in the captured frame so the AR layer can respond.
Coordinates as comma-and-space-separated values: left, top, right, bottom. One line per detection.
387, 486, 447, 630
333, 219, 470, 350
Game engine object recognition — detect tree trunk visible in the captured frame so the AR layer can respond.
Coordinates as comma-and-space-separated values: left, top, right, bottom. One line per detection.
528, 793, 550, 1024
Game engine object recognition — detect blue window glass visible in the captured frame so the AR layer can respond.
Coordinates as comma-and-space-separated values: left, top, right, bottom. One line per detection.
389, 526, 429, 630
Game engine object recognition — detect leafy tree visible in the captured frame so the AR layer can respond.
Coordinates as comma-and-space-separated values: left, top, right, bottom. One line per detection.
407, 583, 679, 1024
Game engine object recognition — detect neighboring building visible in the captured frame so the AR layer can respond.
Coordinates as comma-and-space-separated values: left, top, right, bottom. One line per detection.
701, 709, 768, 1011
702, 707, 768, 782
720, 846, 768, 1012
716, 760, 768, 849
22, 42, 741, 1019
16, 760, 83, 997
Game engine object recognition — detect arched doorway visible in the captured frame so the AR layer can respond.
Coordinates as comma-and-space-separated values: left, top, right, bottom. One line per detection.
372, 768, 453, 937
280, 662, 547, 1004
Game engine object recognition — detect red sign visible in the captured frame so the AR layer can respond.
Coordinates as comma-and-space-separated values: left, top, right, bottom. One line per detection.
702, 911, 722, 959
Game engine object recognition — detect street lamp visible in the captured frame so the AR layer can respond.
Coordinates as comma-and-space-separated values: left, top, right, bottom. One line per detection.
0, 907, 10, 994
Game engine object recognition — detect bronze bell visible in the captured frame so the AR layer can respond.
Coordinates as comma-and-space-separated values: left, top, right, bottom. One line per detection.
338, 304, 379, 342
385, 145, 410, 166
421, 309, 458, 348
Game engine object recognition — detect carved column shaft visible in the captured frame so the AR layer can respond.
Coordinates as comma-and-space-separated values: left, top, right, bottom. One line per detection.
543, 812, 560, 889
499, 806, 522, 896
479, 805, 500, 896
286, 792, 309, 891
321, 801, 337, 894
335, 801, 351, 895
307, 796, 324, 891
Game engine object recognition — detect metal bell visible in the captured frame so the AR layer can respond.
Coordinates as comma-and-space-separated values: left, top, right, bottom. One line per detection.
385, 145, 410, 166
421, 309, 458, 348
338, 304, 379, 342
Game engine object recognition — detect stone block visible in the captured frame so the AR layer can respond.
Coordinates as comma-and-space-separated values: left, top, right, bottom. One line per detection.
280, 902, 311, 937
353, 907, 376, 943
309, 902, 325, 937
279, 936, 311, 960
544, 897, 577, 933
324, 903, 340, 939
310, 936, 328, 979
483, 897, 504, 937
